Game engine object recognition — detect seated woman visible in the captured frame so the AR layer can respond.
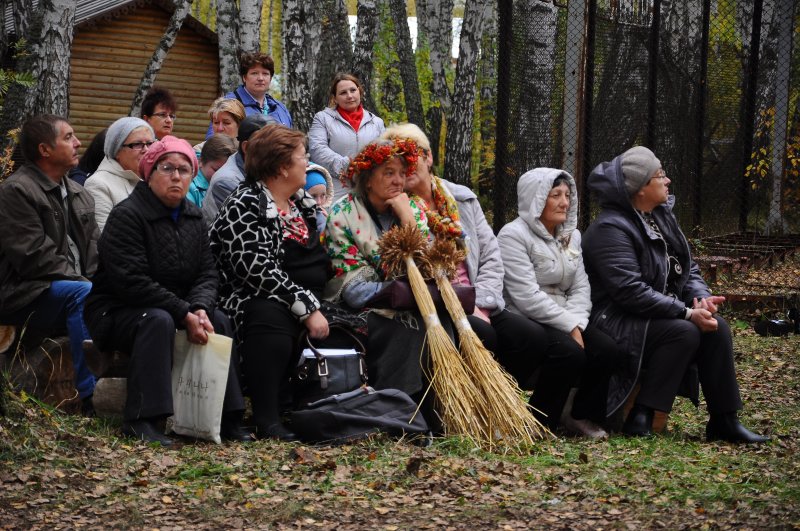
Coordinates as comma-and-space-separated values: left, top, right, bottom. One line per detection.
324, 138, 452, 427
84, 117, 154, 231
497, 168, 622, 437
582, 146, 767, 443
197, 97, 246, 150
209, 125, 330, 441
309, 73, 385, 201
187, 134, 238, 207
85, 136, 248, 445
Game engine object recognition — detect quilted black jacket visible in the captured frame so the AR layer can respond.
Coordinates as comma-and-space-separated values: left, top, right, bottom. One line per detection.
86, 181, 217, 325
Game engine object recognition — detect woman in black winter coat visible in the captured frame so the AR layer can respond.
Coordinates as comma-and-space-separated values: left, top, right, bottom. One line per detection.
85, 136, 249, 445
582, 146, 767, 444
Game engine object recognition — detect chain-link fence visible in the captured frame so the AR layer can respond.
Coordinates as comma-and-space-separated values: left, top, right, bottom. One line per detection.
495, 0, 800, 299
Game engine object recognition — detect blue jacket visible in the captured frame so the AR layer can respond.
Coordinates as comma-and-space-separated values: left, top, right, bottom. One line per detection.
206, 85, 292, 138
582, 153, 709, 415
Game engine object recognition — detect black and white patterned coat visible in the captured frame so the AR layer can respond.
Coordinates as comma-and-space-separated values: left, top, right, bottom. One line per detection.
209, 181, 321, 337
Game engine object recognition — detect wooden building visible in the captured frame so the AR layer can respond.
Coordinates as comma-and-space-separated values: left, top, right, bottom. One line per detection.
6, 0, 220, 147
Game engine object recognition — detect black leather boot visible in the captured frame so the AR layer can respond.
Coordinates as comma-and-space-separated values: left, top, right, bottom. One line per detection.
220, 412, 255, 442
121, 418, 174, 446
622, 404, 655, 437
255, 422, 299, 442
706, 413, 769, 444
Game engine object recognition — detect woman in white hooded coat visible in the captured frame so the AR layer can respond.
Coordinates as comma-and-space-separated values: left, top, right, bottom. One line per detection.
498, 168, 623, 437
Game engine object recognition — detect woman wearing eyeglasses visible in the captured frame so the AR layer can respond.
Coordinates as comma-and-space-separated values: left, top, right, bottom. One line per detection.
582, 146, 767, 443
141, 87, 177, 139
210, 125, 330, 440
84, 117, 155, 232
85, 135, 249, 445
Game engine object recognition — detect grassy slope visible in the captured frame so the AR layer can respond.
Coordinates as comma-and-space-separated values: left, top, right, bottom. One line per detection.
0, 329, 798, 529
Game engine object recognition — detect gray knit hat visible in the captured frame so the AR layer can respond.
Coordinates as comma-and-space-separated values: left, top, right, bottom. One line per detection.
621, 146, 661, 195
104, 117, 154, 159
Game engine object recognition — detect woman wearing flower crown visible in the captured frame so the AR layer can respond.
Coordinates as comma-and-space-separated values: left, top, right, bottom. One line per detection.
380, 124, 603, 438
323, 137, 449, 427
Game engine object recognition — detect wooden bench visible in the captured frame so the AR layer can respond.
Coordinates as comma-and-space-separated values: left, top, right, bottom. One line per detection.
0, 325, 82, 414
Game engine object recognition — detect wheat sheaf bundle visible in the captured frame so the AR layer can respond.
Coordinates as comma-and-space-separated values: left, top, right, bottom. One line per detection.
427, 239, 551, 449
379, 224, 488, 444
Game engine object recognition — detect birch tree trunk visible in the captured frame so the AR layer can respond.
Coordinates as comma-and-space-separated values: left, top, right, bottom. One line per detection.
239, 0, 262, 53
313, 0, 353, 110
216, 0, 240, 93
477, 0, 496, 196
11, 0, 33, 40
282, 0, 314, 131
1, 0, 76, 141
443, 0, 490, 186
418, 0, 454, 163
389, 0, 425, 129
266, 0, 275, 55
129, 0, 192, 116
352, 0, 379, 112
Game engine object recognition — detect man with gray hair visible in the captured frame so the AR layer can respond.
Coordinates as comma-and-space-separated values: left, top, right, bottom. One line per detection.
0, 115, 100, 414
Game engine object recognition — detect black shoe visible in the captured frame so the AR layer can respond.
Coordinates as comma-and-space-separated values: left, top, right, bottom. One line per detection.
81, 395, 95, 418
255, 422, 299, 442
221, 419, 255, 442
706, 413, 769, 444
622, 404, 655, 437
121, 419, 174, 446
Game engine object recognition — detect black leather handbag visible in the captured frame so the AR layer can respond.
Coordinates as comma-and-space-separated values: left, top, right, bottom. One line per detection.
293, 324, 368, 407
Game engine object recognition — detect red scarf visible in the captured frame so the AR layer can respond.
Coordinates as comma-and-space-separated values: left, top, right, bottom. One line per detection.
337, 105, 364, 132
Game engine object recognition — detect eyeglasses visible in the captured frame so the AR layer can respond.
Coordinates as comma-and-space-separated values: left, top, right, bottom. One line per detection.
121, 141, 155, 151
295, 153, 311, 163
152, 112, 177, 121
156, 163, 193, 178
651, 169, 668, 181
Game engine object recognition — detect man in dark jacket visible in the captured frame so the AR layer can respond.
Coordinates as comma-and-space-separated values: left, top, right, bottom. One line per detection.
0, 115, 99, 411
582, 146, 767, 444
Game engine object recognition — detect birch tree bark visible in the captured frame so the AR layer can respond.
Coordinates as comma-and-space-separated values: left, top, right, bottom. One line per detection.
282, 0, 315, 131
389, 0, 425, 129
417, 0, 454, 163
443, 0, 490, 185
477, 0, 496, 195
239, 0, 262, 53
352, 0, 379, 112
129, 0, 192, 116
0, 0, 76, 139
313, 0, 353, 110
266, 0, 275, 55
216, 0, 240, 93
11, 0, 33, 40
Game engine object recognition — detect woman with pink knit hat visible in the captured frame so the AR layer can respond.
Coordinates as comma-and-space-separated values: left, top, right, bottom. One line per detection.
85, 135, 250, 445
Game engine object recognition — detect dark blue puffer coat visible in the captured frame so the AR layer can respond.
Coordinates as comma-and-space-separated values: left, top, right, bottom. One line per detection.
582, 153, 711, 415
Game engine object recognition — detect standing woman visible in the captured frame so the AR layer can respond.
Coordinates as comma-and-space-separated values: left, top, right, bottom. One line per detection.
497, 168, 623, 437
85, 136, 248, 445
309, 73, 385, 201
84, 117, 154, 232
210, 125, 329, 440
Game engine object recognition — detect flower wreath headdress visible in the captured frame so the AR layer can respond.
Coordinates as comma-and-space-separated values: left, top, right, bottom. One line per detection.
341, 138, 419, 186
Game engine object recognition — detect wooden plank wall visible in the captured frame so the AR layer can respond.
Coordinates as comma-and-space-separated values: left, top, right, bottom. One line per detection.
69, 4, 221, 150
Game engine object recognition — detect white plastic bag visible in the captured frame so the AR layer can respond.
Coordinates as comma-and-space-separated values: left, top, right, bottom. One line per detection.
168, 331, 232, 444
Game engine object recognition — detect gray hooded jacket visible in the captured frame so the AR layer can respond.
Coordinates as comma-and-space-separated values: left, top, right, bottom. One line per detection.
497, 168, 590, 333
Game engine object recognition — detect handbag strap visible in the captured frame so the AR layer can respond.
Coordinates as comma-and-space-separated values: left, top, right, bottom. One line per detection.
299, 324, 368, 389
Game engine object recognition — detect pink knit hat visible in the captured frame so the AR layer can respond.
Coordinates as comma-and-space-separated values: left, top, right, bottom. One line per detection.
138, 135, 199, 181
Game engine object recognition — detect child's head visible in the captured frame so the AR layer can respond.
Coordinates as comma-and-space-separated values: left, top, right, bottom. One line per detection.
304, 170, 328, 207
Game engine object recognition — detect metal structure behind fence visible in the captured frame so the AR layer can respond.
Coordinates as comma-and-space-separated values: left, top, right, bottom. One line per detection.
494, 0, 800, 297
